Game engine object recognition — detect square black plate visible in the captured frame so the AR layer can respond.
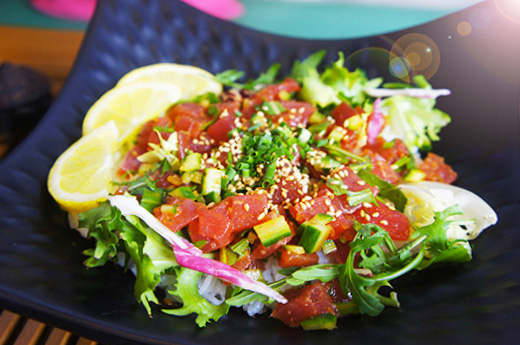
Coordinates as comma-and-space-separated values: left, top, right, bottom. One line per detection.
0, 0, 519, 344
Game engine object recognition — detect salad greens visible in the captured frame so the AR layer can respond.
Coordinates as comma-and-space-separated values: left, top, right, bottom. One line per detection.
70, 51, 497, 330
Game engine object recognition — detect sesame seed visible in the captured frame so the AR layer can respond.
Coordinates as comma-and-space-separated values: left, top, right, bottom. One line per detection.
380, 220, 389, 226
356, 180, 366, 186
244, 204, 249, 211
257, 212, 266, 221
372, 212, 380, 217
363, 202, 372, 208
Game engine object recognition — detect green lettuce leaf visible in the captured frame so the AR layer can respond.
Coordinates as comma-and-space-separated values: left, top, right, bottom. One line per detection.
291, 51, 382, 108
381, 84, 451, 152
163, 267, 229, 327
79, 202, 178, 316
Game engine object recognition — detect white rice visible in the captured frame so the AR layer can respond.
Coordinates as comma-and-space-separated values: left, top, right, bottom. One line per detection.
197, 274, 227, 305
243, 299, 266, 316
262, 256, 286, 283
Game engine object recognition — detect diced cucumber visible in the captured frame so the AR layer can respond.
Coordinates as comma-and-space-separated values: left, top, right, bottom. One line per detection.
345, 114, 363, 130
243, 268, 265, 282
180, 152, 202, 172
308, 111, 326, 124
220, 247, 238, 265
308, 121, 330, 134
260, 100, 286, 115
181, 171, 203, 185
300, 313, 337, 331
253, 216, 292, 247
283, 245, 306, 255
310, 213, 335, 224
327, 126, 347, 144
202, 168, 224, 196
404, 168, 425, 182
315, 155, 342, 172
204, 191, 221, 204
335, 302, 361, 316
296, 127, 312, 144
169, 186, 198, 201
230, 238, 250, 256
298, 214, 334, 254
251, 112, 268, 128
322, 240, 337, 254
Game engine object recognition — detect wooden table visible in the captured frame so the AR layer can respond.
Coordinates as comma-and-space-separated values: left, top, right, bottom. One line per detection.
0, 25, 84, 158
0, 25, 100, 345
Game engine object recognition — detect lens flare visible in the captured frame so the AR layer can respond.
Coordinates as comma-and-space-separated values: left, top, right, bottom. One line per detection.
457, 21, 473, 36
390, 33, 441, 81
494, 0, 520, 24
344, 46, 394, 80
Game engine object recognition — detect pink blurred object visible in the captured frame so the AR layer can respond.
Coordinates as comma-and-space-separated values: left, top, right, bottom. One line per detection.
31, 0, 96, 21
181, 0, 244, 20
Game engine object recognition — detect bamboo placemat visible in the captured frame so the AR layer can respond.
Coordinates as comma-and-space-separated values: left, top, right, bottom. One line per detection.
0, 309, 100, 345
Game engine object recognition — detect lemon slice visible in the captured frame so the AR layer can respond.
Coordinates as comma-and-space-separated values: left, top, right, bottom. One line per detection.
48, 121, 119, 213
116, 63, 222, 100
82, 81, 181, 143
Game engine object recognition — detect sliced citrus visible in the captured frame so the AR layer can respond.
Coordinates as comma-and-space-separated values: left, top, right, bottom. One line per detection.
48, 121, 119, 213
82, 81, 181, 143
115, 63, 222, 100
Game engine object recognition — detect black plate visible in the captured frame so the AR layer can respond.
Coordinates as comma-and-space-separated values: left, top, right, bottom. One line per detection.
0, 1, 519, 344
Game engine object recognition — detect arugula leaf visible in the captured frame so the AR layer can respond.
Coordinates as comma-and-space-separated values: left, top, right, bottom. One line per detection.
327, 177, 378, 207
357, 170, 408, 212
163, 267, 229, 327
214, 70, 244, 88
414, 204, 472, 269
225, 264, 340, 307
215, 64, 281, 90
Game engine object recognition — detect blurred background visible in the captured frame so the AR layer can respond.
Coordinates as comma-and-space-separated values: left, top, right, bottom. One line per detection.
1, 0, 485, 38
0, 0, 485, 159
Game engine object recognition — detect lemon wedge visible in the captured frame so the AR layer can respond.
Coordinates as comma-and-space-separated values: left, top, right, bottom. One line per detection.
82, 81, 181, 143
48, 121, 119, 213
115, 63, 222, 100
